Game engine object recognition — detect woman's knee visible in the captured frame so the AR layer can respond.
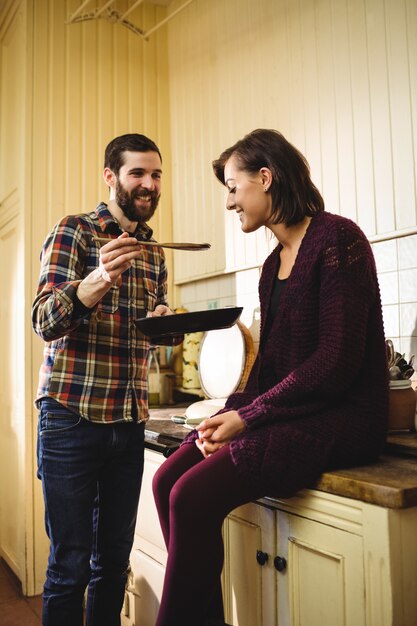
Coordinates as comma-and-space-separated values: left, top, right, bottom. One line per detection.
168, 470, 214, 527
152, 444, 202, 504
152, 461, 172, 505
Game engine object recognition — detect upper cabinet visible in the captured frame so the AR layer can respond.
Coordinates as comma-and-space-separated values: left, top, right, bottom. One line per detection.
167, 0, 417, 282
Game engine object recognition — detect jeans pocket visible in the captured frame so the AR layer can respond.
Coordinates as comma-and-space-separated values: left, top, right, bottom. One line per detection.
39, 400, 82, 435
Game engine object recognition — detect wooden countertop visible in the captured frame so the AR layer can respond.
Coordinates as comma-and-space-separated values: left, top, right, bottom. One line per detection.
147, 408, 417, 510
315, 455, 417, 509
385, 431, 417, 456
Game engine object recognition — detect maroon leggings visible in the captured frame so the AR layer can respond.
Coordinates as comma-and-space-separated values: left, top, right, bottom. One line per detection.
152, 442, 265, 626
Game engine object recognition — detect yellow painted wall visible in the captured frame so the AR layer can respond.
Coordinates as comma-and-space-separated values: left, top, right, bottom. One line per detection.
0, 0, 173, 594
167, 0, 417, 282
0, 0, 32, 591
0, 0, 416, 597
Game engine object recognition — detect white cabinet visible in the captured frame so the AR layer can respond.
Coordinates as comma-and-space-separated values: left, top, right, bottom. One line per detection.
123, 550, 166, 626
121, 449, 167, 626
222, 490, 417, 626
223, 497, 365, 626
123, 449, 417, 626
222, 503, 276, 626
276, 512, 365, 626
133, 449, 167, 566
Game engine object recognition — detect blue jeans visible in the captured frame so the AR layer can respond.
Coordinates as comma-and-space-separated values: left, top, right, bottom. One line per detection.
37, 398, 145, 626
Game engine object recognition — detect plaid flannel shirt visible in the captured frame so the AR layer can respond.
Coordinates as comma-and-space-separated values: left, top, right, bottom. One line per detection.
32, 203, 168, 423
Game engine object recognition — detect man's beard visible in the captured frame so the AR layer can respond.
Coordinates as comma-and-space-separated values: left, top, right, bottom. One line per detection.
115, 179, 160, 222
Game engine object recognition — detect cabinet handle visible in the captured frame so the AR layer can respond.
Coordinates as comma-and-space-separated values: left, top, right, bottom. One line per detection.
256, 550, 269, 566
274, 556, 287, 572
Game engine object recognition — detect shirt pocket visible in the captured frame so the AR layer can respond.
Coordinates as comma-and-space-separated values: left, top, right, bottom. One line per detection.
100, 284, 120, 315
142, 277, 158, 315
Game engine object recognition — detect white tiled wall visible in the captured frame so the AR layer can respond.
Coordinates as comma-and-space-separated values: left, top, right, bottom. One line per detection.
372, 235, 417, 376
177, 268, 261, 354
177, 234, 417, 381
179, 274, 237, 314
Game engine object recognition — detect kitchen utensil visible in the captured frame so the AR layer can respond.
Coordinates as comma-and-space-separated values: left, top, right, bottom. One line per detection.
135, 307, 243, 337
400, 367, 415, 380
170, 415, 186, 424
92, 236, 210, 251
389, 365, 402, 380
386, 339, 395, 367
386, 340, 415, 380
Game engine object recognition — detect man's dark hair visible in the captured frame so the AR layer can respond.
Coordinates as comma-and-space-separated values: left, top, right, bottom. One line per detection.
213, 129, 324, 227
104, 133, 162, 175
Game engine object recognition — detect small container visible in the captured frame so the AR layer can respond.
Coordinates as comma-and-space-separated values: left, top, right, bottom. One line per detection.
388, 379, 417, 431
182, 332, 204, 390
415, 387, 417, 431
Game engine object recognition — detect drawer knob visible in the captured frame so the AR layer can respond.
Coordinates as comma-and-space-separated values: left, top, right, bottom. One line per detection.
274, 556, 287, 572
256, 550, 269, 566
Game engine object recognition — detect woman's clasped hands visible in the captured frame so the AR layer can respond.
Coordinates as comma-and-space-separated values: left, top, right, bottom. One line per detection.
195, 410, 246, 458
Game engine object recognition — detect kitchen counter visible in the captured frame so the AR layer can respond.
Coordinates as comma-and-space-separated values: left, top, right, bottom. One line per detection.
145, 407, 189, 456
385, 430, 417, 456
146, 408, 417, 509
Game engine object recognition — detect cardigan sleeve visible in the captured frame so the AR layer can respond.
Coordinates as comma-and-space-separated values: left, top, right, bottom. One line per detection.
237, 229, 383, 429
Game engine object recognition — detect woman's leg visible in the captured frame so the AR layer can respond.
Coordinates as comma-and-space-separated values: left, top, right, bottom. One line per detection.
152, 443, 203, 549
152, 443, 265, 626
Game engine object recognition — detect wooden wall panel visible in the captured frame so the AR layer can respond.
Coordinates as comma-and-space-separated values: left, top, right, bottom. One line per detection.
27, 0, 171, 236
0, 212, 25, 580
0, 0, 23, 201
0, 0, 173, 594
167, 0, 417, 281
330, 0, 356, 223
366, 0, 395, 233
407, 0, 417, 220
385, 0, 415, 230
0, 0, 30, 590
348, 0, 376, 234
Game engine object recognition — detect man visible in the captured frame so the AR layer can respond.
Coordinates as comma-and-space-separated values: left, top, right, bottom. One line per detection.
32, 134, 173, 626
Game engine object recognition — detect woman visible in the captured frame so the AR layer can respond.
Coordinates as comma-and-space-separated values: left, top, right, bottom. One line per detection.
152, 129, 388, 626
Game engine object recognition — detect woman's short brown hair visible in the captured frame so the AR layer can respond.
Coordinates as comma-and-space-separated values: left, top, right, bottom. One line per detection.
212, 129, 324, 226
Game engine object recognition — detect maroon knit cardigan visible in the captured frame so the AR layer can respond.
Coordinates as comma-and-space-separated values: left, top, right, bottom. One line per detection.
184, 211, 388, 497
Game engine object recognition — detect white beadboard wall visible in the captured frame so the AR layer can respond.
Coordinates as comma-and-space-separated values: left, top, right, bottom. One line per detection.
31, 0, 173, 251
167, 0, 417, 368
0, 0, 174, 594
29, 0, 174, 593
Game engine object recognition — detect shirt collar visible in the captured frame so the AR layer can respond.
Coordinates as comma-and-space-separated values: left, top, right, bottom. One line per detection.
95, 202, 154, 240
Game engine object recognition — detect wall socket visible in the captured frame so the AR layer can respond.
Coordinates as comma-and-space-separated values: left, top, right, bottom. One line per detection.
207, 299, 219, 309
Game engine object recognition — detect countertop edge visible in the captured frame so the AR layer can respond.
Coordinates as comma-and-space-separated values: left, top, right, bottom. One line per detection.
145, 411, 417, 510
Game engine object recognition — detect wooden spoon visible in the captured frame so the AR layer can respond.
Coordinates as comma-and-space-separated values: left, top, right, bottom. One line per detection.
92, 236, 210, 251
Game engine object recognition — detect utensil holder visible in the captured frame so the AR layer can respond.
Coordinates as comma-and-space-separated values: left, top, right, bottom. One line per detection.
388, 380, 416, 431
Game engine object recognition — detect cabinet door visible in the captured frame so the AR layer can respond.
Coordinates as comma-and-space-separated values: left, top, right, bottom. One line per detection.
223, 503, 277, 626
123, 548, 166, 626
134, 449, 167, 566
276, 512, 365, 626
